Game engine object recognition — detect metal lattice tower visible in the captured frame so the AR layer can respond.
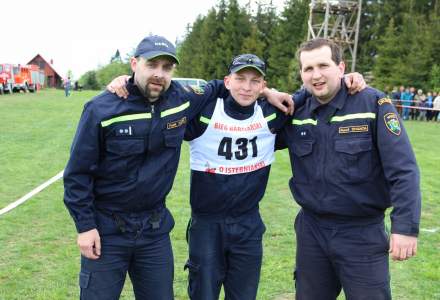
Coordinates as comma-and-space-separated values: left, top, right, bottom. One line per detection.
307, 0, 362, 71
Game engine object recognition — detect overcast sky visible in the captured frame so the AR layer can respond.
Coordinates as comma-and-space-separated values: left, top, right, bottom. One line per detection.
2, 0, 285, 79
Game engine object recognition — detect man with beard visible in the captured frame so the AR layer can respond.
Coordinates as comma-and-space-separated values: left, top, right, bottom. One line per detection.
64, 32, 307, 299
63, 35, 240, 300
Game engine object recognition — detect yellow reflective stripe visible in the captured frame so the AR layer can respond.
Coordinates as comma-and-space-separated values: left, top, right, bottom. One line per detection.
200, 116, 210, 124
292, 118, 317, 126
161, 101, 190, 117
101, 113, 151, 127
265, 113, 276, 122
330, 113, 376, 122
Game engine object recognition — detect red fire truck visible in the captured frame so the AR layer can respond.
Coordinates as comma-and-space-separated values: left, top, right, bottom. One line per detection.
0, 63, 45, 94
0, 63, 14, 94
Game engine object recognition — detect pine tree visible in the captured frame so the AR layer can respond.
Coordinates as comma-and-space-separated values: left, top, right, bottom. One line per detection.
372, 19, 403, 90
253, 1, 278, 62
241, 25, 265, 58
110, 50, 122, 63
177, 17, 206, 77
267, 0, 309, 92
216, 0, 252, 78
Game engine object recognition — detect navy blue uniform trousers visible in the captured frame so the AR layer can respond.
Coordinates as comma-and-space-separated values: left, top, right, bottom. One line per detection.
79, 208, 174, 300
185, 211, 266, 300
294, 210, 391, 300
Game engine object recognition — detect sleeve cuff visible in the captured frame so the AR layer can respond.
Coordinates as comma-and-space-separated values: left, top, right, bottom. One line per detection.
75, 220, 97, 233
391, 222, 419, 237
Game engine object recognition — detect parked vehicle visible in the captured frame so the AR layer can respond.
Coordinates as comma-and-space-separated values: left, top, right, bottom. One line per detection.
0, 63, 45, 93
173, 77, 207, 91
0, 64, 15, 94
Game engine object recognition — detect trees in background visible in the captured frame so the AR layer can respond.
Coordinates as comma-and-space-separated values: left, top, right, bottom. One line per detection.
177, 0, 440, 92
79, 0, 440, 92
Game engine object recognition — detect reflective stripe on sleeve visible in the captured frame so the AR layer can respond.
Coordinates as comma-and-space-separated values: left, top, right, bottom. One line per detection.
265, 113, 276, 122
161, 101, 190, 117
200, 116, 210, 124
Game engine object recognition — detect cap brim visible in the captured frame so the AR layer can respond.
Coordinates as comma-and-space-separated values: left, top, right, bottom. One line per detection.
138, 51, 180, 64
230, 65, 265, 76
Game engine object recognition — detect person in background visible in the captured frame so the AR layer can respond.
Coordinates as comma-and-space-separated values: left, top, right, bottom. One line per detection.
64, 77, 71, 97
426, 91, 434, 121
433, 92, 440, 121
391, 86, 402, 116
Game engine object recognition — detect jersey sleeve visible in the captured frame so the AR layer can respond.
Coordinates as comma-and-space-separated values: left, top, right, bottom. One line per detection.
375, 96, 421, 236
63, 102, 100, 233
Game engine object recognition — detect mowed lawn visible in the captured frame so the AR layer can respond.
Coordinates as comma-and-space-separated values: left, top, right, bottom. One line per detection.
0, 89, 439, 299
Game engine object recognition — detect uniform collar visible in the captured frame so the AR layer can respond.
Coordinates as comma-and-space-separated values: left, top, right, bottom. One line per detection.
310, 79, 347, 113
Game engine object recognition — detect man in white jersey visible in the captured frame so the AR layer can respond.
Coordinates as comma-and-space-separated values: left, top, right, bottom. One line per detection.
183, 54, 293, 300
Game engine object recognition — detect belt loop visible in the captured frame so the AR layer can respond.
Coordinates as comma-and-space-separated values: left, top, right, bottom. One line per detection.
149, 211, 161, 229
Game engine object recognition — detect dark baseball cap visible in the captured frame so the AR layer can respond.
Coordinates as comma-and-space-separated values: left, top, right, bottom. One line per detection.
134, 35, 179, 64
228, 54, 266, 76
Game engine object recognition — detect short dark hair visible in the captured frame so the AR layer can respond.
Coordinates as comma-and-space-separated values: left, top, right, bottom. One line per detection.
296, 38, 343, 69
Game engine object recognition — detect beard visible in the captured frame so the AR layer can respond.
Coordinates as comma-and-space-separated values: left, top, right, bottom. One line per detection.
136, 78, 168, 102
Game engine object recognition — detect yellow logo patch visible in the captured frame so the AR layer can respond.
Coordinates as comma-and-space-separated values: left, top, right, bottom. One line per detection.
167, 116, 187, 129
338, 125, 369, 134
378, 98, 392, 105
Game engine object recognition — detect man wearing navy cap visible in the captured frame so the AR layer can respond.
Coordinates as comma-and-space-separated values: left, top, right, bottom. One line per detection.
183, 53, 286, 300
63, 35, 235, 299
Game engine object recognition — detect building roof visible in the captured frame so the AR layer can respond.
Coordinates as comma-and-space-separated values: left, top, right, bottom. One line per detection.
27, 54, 63, 78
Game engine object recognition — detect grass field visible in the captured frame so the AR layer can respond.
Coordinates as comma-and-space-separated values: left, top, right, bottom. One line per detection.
0, 89, 439, 299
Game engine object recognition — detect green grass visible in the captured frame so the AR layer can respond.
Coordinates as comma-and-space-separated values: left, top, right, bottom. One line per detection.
0, 90, 439, 299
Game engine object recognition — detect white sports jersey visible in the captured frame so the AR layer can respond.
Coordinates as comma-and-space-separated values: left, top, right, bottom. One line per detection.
190, 98, 275, 175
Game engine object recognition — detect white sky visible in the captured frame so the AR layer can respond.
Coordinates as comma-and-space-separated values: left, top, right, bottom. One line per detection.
2, 0, 285, 79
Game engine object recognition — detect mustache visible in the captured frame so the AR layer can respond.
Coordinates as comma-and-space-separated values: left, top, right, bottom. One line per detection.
148, 78, 165, 85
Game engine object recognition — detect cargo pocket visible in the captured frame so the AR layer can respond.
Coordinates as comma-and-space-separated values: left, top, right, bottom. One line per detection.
103, 138, 145, 179
79, 271, 91, 299
290, 139, 315, 183
184, 260, 200, 298
293, 268, 298, 290
334, 138, 373, 183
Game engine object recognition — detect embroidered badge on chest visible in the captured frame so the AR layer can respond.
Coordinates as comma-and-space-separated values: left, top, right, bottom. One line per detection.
338, 125, 369, 134
384, 113, 401, 136
167, 116, 187, 129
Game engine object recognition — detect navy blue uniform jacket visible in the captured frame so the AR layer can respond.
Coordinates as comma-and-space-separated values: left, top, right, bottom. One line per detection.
278, 82, 421, 236
63, 78, 227, 233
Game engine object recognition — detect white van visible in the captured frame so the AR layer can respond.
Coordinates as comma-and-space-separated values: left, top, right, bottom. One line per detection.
172, 78, 207, 91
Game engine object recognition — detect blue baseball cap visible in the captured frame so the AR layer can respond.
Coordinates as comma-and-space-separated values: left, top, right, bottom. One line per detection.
134, 35, 179, 64
228, 54, 266, 76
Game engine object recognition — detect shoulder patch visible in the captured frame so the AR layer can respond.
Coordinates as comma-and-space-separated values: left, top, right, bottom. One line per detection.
191, 85, 205, 95
378, 98, 392, 105
384, 113, 401, 136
